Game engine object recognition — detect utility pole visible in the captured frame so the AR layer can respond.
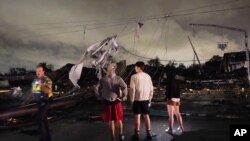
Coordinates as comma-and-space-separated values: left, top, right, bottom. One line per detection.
188, 36, 201, 65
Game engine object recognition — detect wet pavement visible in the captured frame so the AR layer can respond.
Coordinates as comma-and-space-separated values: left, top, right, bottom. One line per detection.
0, 96, 250, 141
0, 114, 249, 141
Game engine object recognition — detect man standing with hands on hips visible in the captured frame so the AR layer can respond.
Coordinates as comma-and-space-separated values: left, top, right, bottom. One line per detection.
130, 61, 154, 140
97, 63, 127, 141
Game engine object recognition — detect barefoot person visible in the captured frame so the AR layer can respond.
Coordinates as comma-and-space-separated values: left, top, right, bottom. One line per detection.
97, 63, 127, 141
165, 67, 184, 134
130, 61, 154, 140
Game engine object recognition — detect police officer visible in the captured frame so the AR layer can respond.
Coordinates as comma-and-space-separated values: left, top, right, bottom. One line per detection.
32, 64, 53, 141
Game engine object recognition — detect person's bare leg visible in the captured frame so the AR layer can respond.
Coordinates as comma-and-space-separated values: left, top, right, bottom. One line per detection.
143, 114, 151, 131
109, 121, 115, 140
143, 114, 152, 139
117, 120, 125, 140
174, 105, 184, 131
134, 114, 141, 131
133, 114, 141, 140
167, 105, 174, 131
117, 120, 123, 135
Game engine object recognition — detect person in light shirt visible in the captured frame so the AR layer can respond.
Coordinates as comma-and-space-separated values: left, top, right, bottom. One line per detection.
97, 63, 127, 141
130, 61, 154, 140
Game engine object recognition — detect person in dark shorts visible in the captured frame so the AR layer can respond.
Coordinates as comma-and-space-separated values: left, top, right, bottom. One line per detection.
97, 63, 127, 141
133, 100, 150, 115
165, 67, 184, 134
130, 61, 154, 140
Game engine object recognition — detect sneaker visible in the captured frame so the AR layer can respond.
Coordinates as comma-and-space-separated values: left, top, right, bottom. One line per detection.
146, 132, 152, 140
165, 127, 173, 135
132, 132, 140, 141
111, 137, 116, 141
176, 126, 184, 135
119, 135, 125, 141
132, 134, 139, 141
132, 130, 140, 141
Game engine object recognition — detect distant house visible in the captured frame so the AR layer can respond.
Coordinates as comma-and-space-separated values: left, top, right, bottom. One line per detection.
0, 78, 10, 88
0, 75, 25, 81
222, 51, 250, 73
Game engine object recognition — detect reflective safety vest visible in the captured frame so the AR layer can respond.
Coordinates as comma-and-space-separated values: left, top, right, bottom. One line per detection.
32, 76, 53, 101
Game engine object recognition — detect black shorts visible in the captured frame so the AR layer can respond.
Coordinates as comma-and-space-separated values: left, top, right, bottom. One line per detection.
133, 100, 150, 115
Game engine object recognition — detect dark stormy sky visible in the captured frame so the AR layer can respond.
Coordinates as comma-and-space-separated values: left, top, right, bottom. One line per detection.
0, 0, 250, 73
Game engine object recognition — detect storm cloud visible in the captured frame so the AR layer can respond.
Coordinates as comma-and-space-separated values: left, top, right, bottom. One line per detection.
0, 0, 250, 72
0, 33, 83, 72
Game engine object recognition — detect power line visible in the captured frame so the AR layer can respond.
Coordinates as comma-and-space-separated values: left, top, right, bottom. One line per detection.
1, 20, 133, 32
149, 20, 167, 58
120, 46, 209, 63
168, 0, 239, 15
0, 0, 246, 29
9, 5, 250, 39
21, 22, 130, 38
0, 16, 135, 27
169, 5, 250, 18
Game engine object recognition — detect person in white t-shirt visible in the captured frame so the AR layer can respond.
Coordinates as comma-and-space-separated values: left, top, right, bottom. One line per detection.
130, 61, 153, 140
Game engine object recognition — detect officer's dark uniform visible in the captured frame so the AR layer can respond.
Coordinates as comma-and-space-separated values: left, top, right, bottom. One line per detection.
32, 76, 53, 141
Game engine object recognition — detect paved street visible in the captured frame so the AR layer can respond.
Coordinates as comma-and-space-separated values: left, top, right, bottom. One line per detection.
1, 113, 249, 141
